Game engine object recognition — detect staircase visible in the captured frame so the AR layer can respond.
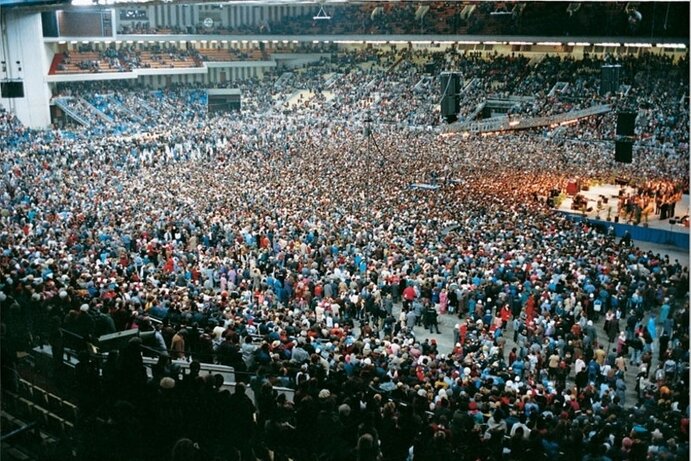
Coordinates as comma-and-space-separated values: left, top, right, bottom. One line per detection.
460, 4, 476, 20
52, 98, 90, 127
111, 96, 144, 123
414, 76, 433, 93
415, 5, 430, 20
463, 101, 486, 123
135, 96, 160, 117
78, 97, 113, 124
274, 71, 293, 89
323, 72, 343, 89
462, 77, 479, 93
150, 90, 176, 114
387, 55, 405, 73
549, 82, 569, 98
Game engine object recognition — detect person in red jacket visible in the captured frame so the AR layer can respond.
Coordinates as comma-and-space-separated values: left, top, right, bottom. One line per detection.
525, 295, 536, 324
500, 303, 512, 328
459, 320, 468, 345
403, 283, 416, 310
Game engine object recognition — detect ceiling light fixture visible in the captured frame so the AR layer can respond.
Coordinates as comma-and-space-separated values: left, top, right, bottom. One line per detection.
313, 5, 331, 20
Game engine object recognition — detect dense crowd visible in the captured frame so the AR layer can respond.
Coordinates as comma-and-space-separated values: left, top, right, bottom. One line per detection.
116, 1, 689, 38
46, 48, 691, 163
0, 47, 689, 461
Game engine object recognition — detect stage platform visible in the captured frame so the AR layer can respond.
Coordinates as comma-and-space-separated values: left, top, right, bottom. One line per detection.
555, 183, 689, 248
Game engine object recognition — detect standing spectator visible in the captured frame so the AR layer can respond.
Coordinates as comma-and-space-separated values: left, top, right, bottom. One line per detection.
171, 328, 187, 359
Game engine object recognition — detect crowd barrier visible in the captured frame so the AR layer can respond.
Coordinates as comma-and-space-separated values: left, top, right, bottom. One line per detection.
32, 342, 295, 406
560, 211, 689, 248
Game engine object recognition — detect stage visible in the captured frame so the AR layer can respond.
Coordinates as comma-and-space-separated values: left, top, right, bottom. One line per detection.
555, 183, 689, 248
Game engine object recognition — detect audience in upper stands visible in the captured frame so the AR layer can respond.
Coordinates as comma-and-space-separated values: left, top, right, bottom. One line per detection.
116, 2, 689, 39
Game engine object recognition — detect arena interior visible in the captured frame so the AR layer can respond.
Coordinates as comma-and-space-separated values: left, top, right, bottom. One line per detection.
0, 1, 689, 460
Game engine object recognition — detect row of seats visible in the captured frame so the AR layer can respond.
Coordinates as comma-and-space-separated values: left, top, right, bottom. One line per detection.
52, 50, 200, 75
51, 47, 276, 74
14, 379, 77, 428
2, 391, 73, 439
137, 51, 199, 69
54, 52, 123, 75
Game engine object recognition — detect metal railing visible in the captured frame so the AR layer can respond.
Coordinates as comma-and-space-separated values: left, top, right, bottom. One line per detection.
0, 422, 38, 443
52, 98, 91, 127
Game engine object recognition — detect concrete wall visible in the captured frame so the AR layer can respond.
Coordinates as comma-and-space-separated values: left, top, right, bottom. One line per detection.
0, 10, 52, 128
134, 65, 267, 89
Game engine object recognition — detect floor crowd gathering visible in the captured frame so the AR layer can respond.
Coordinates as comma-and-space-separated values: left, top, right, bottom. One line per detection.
0, 47, 689, 461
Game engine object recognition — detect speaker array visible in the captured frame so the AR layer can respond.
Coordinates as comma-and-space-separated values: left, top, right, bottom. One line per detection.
440, 73, 460, 122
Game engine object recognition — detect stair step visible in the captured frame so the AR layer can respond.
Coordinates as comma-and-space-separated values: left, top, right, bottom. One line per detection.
6, 447, 31, 460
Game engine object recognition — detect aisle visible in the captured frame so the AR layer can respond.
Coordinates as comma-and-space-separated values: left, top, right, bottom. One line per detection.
393, 302, 657, 405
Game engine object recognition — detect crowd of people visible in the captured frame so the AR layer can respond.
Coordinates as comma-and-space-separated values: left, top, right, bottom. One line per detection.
115, 2, 689, 39
46, 47, 690, 165
0, 45, 689, 461
57, 44, 203, 74
616, 180, 685, 225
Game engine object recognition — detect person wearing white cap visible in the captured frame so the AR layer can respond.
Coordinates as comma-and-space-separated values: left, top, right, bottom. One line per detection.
159, 376, 176, 390
659, 297, 671, 324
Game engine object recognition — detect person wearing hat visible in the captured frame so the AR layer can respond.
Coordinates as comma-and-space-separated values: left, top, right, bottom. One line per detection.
659, 297, 671, 325
616, 331, 628, 356
66, 303, 95, 344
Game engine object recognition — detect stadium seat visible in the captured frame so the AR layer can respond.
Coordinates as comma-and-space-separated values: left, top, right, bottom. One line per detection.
2, 391, 20, 414
61, 401, 78, 423
31, 387, 48, 408
17, 380, 32, 401
15, 398, 34, 421
46, 413, 66, 437
45, 394, 63, 416
30, 405, 49, 428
